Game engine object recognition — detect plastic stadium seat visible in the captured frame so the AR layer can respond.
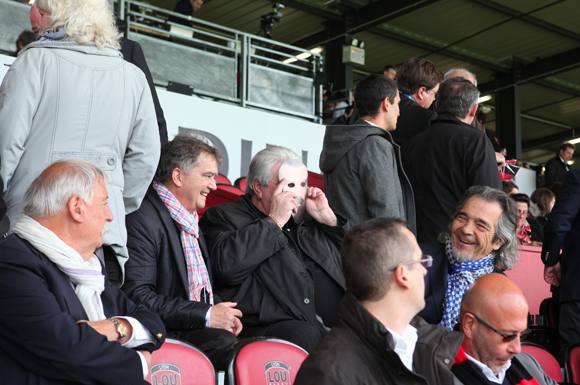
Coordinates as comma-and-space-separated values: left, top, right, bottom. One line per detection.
197, 185, 244, 216
227, 338, 308, 385
145, 338, 215, 385
521, 342, 563, 382
307, 171, 324, 192
539, 297, 559, 329
216, 174, 232, 185
234, 177, 247, 192
564, 342, 580, 383
524, 325, 560, 357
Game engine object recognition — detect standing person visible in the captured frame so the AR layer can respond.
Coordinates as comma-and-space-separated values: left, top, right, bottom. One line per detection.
391, 57, 443, 145
542, 169, 580, 345
544, 143, 575, 188
295, 218, 462, 385
402, 78, 501, 243
320, 74, 415, 232
0, 0, 160, 285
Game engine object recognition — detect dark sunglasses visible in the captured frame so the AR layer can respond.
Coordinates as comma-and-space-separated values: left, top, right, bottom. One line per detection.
390, 255, 433, 272
467, 312, 530, 342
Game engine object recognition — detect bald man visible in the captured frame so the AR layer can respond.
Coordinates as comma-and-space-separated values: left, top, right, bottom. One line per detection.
453, 274, 557, 385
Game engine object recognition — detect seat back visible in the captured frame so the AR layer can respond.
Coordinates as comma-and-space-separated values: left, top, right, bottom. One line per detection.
234, 177, 247, 192
307, 171, 324, 191
227, 338, 308, 385
521, 343, 563, 382
564, 342, 580, 383
216, 174, 232, 185
197, 185, 244, 216
145, 338, 215, 385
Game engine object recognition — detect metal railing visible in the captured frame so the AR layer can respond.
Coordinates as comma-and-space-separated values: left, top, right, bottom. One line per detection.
118, 0, 324, 122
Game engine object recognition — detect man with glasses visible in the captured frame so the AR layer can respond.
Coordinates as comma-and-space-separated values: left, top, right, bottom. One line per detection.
419, 186, 519, 330
402, 77, 502, 243
454, 273, 557, 385
295, 218, 463, 385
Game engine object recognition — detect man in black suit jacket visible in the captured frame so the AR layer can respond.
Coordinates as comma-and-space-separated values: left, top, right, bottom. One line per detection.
123, 134, 240, 370
0, 159, 165, 384
419, 186, 518, 330
391, 57, 443, 145
542, 169, 580, 344
544, 143, 575, 188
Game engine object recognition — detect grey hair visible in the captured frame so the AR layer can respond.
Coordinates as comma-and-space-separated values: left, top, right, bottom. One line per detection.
444, 68, 477, 86
154, 133, 222, 185
245, 146, 301, 196
441, 185, 519, 270
22, 158, 108, 218
436, 77, 480, 119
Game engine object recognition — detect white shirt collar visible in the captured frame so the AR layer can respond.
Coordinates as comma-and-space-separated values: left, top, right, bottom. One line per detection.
385, 324, 418, 371
465, 353, 511, 384
362, 119, 380, 128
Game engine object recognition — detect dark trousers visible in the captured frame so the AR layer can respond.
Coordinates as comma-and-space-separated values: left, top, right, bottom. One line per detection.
177, 327, 238, 371
240, 320, 326, 353
559, 301, 580, 345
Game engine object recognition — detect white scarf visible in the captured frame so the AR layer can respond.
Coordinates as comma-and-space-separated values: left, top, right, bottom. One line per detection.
13, 215, 106, 321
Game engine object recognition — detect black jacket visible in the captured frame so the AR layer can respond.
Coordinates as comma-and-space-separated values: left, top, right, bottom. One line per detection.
0, 234, 165, 385
542, 169, 580, 303
544, 155, 569, 188
123, 187, 221, 334
199, 195, 346, 330
402, 114, 502, 243
391, 94, 438, 146
294, 292, 463, 385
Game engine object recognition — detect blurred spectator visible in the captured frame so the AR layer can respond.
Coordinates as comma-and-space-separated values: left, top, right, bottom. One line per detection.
550, 181, 563, 197
545, 142, 575, 188
515, 159, 524, 167
502, 180, 519, 196
402, 77, 501, 243
331, 105, 353, 125
392, 57, 443, 145
332, 92, 348, 119
170, 0, 203, 25
0, 0, 160, 284
531, 188, 556, 227
14, 30, 36, 56
535, 164, 546, 187
510, 193, 543, 245
382, 64, 397, 79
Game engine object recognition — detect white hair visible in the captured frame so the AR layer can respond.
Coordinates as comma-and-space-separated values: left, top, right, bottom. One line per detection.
444, 68, 477, 86
22, 158, 108, 218
245, 146, 301, 196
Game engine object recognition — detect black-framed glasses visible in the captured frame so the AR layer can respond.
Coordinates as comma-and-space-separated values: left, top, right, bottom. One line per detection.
390, 255, 433, 272
467, 312, 530, 342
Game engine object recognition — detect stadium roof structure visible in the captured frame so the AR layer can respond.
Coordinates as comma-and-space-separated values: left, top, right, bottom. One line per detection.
144, 0, 580, 166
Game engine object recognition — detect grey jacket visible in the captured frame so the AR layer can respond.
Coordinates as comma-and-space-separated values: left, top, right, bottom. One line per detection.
453, 353, 558, 385
320, 120, 416, 234
0, 40, 160, 280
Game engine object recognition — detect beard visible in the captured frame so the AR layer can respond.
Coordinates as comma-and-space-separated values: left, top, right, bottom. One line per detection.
450, 247, 475, 263
101, 222, 110, 236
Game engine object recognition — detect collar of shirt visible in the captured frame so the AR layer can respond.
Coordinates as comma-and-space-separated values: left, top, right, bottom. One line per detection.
362, 119, 379, 128
464, 353, 511, 384
385, 324, 418, 372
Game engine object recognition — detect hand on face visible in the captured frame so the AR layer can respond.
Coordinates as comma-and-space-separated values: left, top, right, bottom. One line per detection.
305, 187, 337, 226
268, 178, 297, 226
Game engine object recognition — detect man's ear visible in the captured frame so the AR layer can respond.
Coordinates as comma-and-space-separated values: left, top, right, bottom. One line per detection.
415, 86, 427, 102
382, 97, 391, 113
492, 237, 504, 251
252, 180, 264, 200
67, 196, 84, 223
460, 312, 476, 339
171, 168, 183, 188
393, 265, 411, 290
469, 103, 479, 117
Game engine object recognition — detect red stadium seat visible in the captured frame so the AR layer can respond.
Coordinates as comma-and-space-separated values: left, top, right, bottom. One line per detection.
227, 338, 308, 385
307, 171, 324, 191
145, 338, 215, 385
521, 342, 563, 382
234, 177, 247, 192
197, 185, 244, 216
216, 174, 232, 185
564, 342, 580, 383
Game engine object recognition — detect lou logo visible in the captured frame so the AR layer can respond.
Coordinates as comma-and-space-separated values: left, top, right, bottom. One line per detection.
151, 363, 181, 385
264, 361, 291, 385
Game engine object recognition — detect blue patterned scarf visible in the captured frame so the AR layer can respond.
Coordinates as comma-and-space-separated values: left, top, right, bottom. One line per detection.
439, 235, 494, 330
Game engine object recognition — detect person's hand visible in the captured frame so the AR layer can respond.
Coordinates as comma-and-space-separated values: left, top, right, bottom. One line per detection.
495, 152, 506, 172
138, 350, 152, 367
78, 318, 132, 342
544, 263, 561, 287
232, 317, 243, 336
305, 187, 337, 226
268, 179, 297, 226
210, 302, 243, 334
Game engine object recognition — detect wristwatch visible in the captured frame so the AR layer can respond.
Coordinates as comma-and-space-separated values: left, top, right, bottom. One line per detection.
109, 318, 127, 341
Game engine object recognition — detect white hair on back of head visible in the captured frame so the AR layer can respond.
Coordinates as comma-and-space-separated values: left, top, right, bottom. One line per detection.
34, 0, 121, 49
444, 68, 477, 86
245, 146, 301, 196
22, 158, 108, 218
